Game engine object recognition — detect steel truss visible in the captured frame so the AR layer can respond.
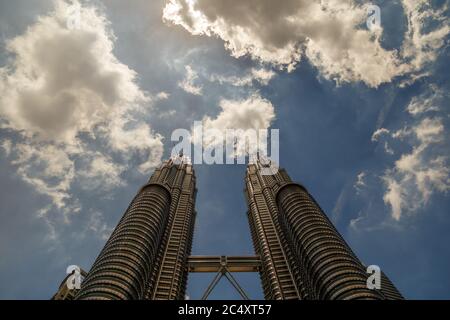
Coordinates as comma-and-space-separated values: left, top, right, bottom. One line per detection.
187, 256, 261, 300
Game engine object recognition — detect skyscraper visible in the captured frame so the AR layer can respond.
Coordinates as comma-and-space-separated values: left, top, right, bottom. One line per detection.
66, 155, 402, 300
244, 157, 403, 300
75, 155, 197, 300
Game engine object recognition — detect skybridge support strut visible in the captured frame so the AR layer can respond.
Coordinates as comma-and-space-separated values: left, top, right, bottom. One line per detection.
187, 256, 261, 300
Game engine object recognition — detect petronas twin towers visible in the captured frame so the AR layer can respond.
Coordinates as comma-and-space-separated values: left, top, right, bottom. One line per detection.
74, 155, 402, 300
76, 155, 196, 300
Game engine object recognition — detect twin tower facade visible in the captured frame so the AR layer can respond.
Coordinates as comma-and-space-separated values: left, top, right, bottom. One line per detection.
75, 155, 402, 300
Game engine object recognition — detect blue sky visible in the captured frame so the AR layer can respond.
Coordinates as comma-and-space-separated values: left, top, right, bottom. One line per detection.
0, 0, 449, 300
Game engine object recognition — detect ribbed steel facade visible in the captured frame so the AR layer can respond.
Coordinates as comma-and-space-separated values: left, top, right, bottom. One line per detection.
71, 154, 402, 300
76, 156, 196, 300
245, 159, 403, 300
146, 157, 197, 300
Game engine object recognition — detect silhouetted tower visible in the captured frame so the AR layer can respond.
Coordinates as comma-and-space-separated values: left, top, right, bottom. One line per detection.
244, 157, 403, 300
76, 155, 196, 300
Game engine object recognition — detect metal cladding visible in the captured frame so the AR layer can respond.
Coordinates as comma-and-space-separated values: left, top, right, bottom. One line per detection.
245, 163, 309, 300
69, 153, 403, 300
76, 155, 196, 300
245, 159, 403, 300
146, 156, 197, 300
380, 272, 404, 300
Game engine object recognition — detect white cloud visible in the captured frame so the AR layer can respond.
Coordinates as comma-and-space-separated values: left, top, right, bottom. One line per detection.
210, 68, 276, 87
250, 68, 277, 86
400, 0, 450, 77
382, 178, 404, 221
0, 1, 148, 143
382, 117, 449, 220
354, 85, 449, 226
202, 94, 275, 132
10, 143, 77, 218
392, 127, 411, 140
0, 1, 163, 229
354, 172, 367, 194
406, 85, 443, 116
156, 91, 170, 100
1, 139, 12, 156
163, 0, 449, 87
371, 128, 395, 155
78, 153, 125, 192
392, 87, 445, 139
414, 118, 445, 144
179, 65, 203, 95
371, 128, 390, 142
108, 118, 164, 173
194, 94, 275, 156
